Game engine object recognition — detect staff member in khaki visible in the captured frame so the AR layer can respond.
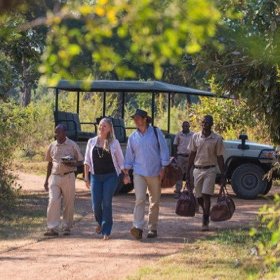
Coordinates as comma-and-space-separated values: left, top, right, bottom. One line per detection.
187, 115, 226, 231
173, 121, 194, 198
44, 124, 83, 236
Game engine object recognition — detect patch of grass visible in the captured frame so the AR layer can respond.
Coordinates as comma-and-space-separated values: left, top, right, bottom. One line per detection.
0, 193, 47, 240
13, 159, 47, 176
126, 229, 280, 280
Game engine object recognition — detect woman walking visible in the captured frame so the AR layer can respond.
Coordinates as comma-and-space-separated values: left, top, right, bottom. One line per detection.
84, 118, 128, 240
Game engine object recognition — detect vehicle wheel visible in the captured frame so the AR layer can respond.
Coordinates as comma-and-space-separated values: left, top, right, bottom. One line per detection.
231, 163, 267, 199
262, 180, 272, 195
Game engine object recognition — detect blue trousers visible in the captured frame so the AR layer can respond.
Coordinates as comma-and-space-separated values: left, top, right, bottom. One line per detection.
90, 172, 118, 236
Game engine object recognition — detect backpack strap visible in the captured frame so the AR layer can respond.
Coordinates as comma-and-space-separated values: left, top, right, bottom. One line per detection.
153, 126, 160, 151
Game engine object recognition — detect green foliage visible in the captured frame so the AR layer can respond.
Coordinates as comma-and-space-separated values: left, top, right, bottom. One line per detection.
250, 194, 280, 271
39, 0, 221, 84
0, 102, 30, 210
250, 151, 280, 271
188, 96, 270, 142
195, 0, 280, 143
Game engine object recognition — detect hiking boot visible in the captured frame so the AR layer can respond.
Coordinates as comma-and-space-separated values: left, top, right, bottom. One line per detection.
44, 229, 59, 237
130, 227, 143, 240
147, 230, 158, 238
202, 215, 210, 232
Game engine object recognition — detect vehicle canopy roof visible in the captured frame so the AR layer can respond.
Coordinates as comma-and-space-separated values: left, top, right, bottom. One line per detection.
51, 79, 216, 97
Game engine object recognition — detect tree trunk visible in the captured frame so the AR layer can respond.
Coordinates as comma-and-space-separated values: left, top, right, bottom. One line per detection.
20, 55, 31, 107
20, 86, 31, 107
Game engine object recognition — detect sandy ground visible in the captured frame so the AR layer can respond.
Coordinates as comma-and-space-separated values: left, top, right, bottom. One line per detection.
0, 172, 276, 280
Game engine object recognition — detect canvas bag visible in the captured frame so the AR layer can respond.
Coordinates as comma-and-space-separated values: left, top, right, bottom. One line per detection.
210, 185, 235, 222
175, 183, 196, 217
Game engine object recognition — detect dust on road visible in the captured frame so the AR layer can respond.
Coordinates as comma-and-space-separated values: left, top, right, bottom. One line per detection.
0, 172, 272, 280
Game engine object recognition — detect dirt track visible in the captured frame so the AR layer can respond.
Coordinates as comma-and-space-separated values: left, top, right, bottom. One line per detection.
0, 172, 274, 280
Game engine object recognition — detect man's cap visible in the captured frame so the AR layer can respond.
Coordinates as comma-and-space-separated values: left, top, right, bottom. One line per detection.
131, 109, 152, 123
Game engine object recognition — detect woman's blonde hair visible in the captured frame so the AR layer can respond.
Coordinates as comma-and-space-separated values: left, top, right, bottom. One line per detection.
98, 118, 116, 151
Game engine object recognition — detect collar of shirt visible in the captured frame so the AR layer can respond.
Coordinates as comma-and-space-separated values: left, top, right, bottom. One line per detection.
180, 131, 193, 137
199, 131, 216, 139
136, 125, 152, 136
55, 137, 70, 146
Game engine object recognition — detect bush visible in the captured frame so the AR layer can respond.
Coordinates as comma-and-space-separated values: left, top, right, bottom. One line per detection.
0, 102, 31, 210
250, 151, 280, 272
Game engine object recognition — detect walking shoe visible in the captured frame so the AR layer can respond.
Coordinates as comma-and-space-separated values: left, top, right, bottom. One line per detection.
202, 215, 210, 232
44, 229, 59, 237
103, 235, 110, 241
96, 225, 102, 234
62, 228, 71, 236
130, 227, 143, 240
147, 230, 158, 238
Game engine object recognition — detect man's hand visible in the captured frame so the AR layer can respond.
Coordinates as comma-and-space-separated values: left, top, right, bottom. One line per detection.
159, 167, 165, 181
44, 181, 49, 191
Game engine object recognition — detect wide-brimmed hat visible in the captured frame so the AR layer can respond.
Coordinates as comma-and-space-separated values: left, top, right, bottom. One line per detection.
131, 109, 152, 123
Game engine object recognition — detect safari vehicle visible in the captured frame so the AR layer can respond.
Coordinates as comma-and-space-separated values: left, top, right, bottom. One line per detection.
51, 80, 277, 199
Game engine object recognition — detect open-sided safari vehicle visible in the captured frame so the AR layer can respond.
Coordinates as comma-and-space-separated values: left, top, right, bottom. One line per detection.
51, 80, 277, 199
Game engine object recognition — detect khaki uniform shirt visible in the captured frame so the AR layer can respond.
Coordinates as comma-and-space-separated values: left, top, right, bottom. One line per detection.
45, 137, 83, 175
173, 131, 194, 155
188, 132, 224, 166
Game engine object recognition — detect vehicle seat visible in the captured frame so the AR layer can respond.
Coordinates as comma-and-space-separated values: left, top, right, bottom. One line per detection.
54, 111, 96, 141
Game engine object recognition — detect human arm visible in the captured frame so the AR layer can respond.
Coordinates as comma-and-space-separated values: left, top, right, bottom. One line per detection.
186, 151, 196, 183
186, 134, 196, 183
84, 164, 90, 189
124, 137, 134, 173
173, 133, 179, 157
216, 137, 226, 186
44, 162, 52, 191
217, 155, 226, 186
114, 140, 131, 184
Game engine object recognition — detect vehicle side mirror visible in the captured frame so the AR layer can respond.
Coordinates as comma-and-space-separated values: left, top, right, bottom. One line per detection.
238, 134, 249, 150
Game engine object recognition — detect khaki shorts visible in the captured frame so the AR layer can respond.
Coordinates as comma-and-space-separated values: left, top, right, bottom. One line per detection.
193, 167, 216, 198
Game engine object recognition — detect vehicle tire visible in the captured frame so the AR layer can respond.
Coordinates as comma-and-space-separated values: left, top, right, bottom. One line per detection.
231, 163, 267, 199
262, 180, 272, 195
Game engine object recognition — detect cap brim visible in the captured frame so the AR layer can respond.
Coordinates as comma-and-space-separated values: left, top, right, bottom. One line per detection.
130, 114, 152, 122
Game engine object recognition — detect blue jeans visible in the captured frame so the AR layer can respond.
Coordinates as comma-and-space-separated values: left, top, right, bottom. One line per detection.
90, 172, 118, 236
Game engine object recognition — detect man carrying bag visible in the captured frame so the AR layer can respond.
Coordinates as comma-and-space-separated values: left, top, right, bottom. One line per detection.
186, 115, 226, 231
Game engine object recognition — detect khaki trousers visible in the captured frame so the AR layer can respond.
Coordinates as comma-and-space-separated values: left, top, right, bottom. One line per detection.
175, 155, 188, 192
175, 155, 194, 192
47, 173, 75, 230
133, 174, 161, 231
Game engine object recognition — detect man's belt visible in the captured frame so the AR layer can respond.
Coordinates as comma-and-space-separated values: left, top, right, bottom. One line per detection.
52, 171, 75, 176
177, 154, 189, 157
194, 165, 215, 170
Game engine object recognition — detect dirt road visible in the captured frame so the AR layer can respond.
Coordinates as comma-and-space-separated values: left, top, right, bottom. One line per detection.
0, 172, 273, 280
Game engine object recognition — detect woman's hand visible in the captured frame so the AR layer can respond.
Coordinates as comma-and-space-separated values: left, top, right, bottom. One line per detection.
84, 178, 90, 189
123, 174, 131, 185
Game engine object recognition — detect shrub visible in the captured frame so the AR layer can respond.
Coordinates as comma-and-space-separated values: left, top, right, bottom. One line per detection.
0, 102, 31, 210
250, 150, 280, 272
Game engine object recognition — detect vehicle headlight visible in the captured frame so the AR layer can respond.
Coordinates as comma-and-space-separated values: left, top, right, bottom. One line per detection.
259, 150, 276, 160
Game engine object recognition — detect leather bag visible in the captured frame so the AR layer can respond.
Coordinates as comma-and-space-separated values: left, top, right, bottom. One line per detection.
210, 185, 235, 222
175, 183, 196, 217
161, 157, 183, 188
